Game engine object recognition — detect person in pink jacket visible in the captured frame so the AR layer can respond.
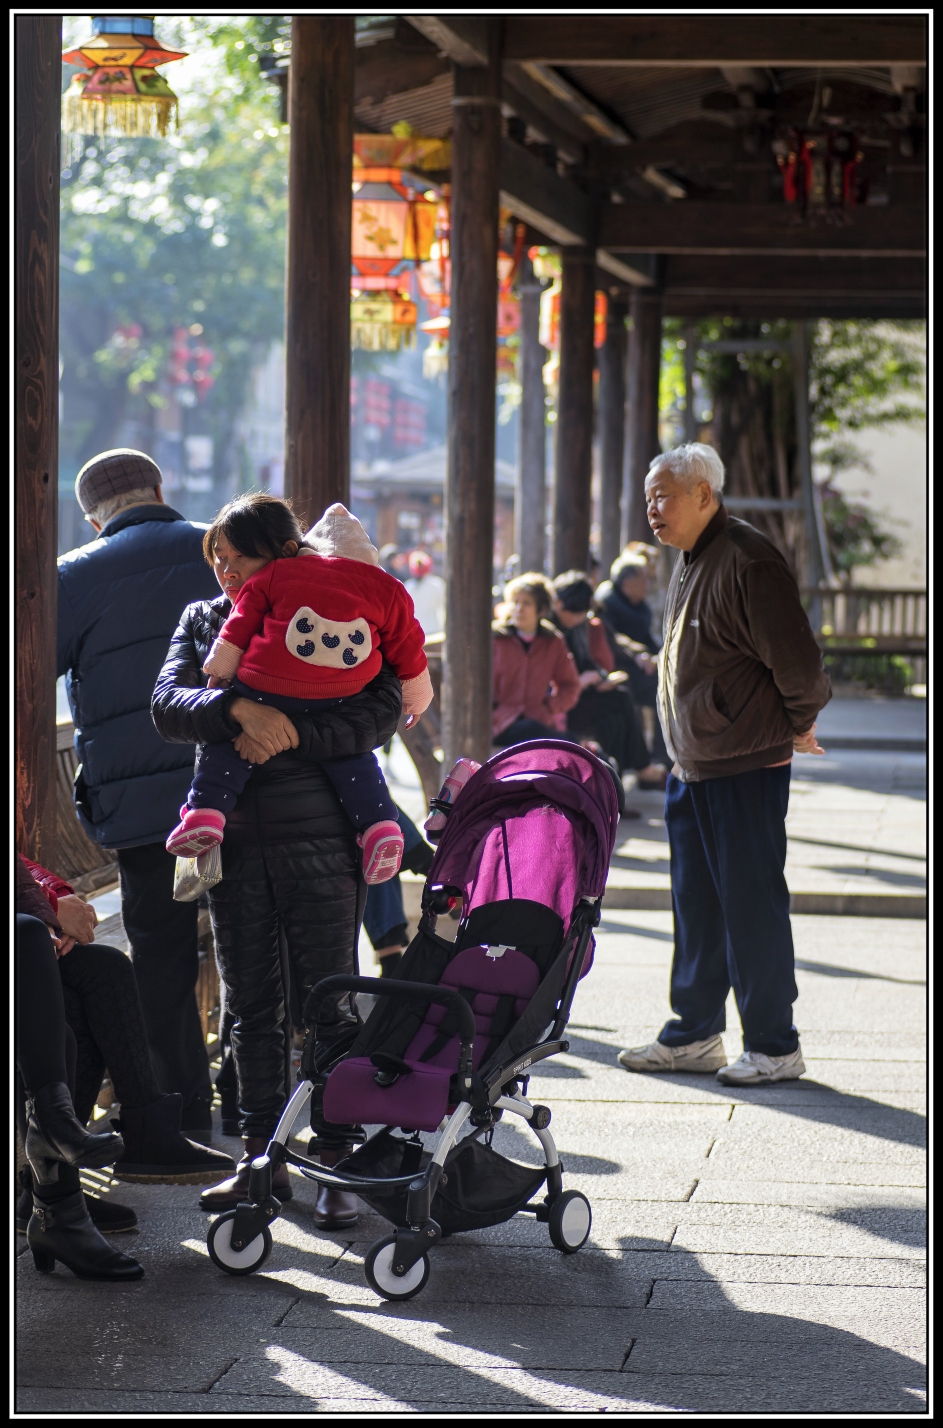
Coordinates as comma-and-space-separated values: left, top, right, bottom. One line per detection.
492, 573, 582, 746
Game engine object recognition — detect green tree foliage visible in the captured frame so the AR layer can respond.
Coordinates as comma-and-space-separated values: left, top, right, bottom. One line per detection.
59, 16, 290, 486
660, 315, 924, 579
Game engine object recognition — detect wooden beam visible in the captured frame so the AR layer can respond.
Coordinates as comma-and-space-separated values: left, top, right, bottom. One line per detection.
599, 202, 926, 258
355, 40, 447, 106
15, 14, 60, 867
285, 17, 354, 529
516, 253, 548, 574
503, 15, 927, 66
553, 248, 597, 574
499, 135, 592, 246
443, 36, 502, 766
403, 15, 490, 66
623, 287, 663, 546
598, 295, 628, 575
660, 252, 926, 320
501, 75, 586, 165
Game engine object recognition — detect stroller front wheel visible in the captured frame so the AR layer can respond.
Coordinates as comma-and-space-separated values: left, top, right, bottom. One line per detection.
207, 1211, 273, 1276
364, 1235, 430, 1301
548, 1190, 592, 1253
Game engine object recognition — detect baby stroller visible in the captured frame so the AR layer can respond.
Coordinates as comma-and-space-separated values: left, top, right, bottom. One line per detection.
205, 740, 622, 1300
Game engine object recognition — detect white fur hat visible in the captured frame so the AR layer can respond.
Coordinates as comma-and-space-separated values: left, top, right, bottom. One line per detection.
303, 503, 379, 565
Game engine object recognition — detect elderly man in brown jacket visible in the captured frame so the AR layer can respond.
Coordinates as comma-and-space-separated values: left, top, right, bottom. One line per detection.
618, 443, 830, 1086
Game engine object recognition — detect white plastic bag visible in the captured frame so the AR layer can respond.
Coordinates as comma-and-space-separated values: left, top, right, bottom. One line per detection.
172, 845, 223, 902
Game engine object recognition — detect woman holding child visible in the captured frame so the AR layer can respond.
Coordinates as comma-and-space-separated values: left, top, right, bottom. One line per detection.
152, 493, 429, 1226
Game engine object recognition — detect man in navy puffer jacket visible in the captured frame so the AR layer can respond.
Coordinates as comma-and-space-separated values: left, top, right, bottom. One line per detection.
57, 449, 219, 1140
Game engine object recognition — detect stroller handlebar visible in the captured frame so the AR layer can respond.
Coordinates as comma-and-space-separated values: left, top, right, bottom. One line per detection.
306, 974, 478, 1088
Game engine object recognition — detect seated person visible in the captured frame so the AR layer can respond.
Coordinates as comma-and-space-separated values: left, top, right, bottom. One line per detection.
16, 854, 234, 1245
551, 571, 667, 791
491, 573, 581, 747
594, 550, 672, 773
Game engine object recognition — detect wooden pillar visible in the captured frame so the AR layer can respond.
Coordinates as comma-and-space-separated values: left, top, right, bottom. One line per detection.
623, 286, 664, 546
793, 321, 831, 590
683, 324, 697, 443
15, 15, 60, 866
597, 294, 628, 577
443, 32, 502, 767
516, 252, 547, 574
284, 16, 353, 529
553, 247, 596, 575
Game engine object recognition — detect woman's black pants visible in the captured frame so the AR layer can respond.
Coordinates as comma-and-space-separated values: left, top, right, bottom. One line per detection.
208, 834, 364, 1144
16, 912, 163, 1133
566, 686, 651, 774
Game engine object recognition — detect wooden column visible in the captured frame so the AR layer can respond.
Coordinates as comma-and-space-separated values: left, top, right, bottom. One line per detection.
443, 33, 502, 767
15, 15, 61, 866
284, 16, 354, 530
683, 324, 697, 443
553, 247, 596, 574
792, 321, 831, 590
597, 294, 628, 576
516, 252, 547, 574
623, 285, 664, 545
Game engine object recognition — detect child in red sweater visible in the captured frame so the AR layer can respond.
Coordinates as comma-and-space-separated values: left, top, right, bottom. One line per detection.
166, 499, 433, 883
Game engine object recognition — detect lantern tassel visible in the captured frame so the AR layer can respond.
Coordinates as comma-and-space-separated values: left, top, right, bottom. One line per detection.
62, 92, 178, 140
351, 320, 417, 353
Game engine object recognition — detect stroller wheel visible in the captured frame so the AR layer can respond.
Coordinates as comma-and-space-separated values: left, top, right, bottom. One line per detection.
207, 1211, 273, 1276
364, 1234, 430, 1301
548, 1190, 592, 1254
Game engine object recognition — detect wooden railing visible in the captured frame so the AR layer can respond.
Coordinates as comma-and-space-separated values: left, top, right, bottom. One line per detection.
55, 721, 120, 896
802, 589, 927, 656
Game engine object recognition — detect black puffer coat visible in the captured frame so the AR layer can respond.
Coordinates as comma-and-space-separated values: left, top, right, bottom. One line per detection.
151, 594, 402, 1139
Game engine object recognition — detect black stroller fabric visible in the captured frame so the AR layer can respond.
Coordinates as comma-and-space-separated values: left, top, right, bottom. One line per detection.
340, 1128, 547, 1236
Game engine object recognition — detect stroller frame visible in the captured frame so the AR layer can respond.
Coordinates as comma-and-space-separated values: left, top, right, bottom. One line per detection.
205, 894, 601, 1293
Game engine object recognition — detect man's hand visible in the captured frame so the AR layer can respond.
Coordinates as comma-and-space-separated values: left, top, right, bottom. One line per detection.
56, 893, 97, 946
233, 732, 272, 764
634, 652, 657, 676
794, 725, 825, 755
578, 669, 603, 690
230, 697, 299, 757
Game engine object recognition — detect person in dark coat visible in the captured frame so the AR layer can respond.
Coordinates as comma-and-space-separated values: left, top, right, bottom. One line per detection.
57, 449, 219, 1141
595, 550, 673, 775
150, 525, 402, 1228
550, 571, 667, 792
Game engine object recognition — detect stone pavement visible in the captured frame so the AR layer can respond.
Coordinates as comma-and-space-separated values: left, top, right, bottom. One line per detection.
16, 718, 926, 1413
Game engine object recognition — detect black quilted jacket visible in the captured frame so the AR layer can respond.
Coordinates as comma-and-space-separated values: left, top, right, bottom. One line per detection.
151, 594, 402, 844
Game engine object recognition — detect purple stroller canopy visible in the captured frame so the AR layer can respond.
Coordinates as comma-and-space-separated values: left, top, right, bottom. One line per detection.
427, 741, 621, 920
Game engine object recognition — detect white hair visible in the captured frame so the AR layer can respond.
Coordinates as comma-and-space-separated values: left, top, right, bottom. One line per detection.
647, 443, 725, 495
85, 485, 160, 527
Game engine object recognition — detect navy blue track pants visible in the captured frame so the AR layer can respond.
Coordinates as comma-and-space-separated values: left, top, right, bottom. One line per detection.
660, 764, 799, 1057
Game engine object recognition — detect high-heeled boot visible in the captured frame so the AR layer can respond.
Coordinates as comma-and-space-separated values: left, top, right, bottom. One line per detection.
198, 1136, 293, 1211
311, 1143, 359, 1230
25, 1083, 123, 1186
27, 1189, 144, 1280
16, 1164, 138, 1235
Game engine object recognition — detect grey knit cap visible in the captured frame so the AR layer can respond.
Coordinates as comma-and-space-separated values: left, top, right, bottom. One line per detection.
75, 448, 162, 514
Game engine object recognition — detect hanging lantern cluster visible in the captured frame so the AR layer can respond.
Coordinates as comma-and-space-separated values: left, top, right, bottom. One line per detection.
62, 16, 187, 154
350, 137, 441, 352
774, 130, 864, 216
496, 222, 526, 376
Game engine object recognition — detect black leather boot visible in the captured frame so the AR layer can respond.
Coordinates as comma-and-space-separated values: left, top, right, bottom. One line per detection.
111, 1094, 235, 1185
199, 1136, 292, 1211
16, 1165, 137, 1235
27, 1190, 144, 1280
311, 1144, 359, 1230
25, 1083, 123, 1185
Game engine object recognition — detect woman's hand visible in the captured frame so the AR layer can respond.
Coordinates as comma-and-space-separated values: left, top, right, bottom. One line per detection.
634, 652, 658, 676
230, 697, 299, 757
55, 893, 97, 948
578, 669, 603, 690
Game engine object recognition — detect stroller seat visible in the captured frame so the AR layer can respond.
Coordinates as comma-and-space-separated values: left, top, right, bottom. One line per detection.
323, 940, 541, 1132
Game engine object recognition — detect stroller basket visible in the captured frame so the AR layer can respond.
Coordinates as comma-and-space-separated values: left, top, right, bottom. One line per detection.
204, 741, 621, 1299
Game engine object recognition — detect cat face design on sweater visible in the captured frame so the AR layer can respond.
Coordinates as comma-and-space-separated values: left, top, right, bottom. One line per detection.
286, 607, 373, 669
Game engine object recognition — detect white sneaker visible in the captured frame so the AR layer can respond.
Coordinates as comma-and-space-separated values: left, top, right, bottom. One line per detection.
617, 1035, 728, 1074
715, 1047, 805, 1086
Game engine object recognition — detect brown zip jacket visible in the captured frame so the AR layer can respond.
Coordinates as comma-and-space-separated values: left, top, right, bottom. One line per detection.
657, 504, 831, 782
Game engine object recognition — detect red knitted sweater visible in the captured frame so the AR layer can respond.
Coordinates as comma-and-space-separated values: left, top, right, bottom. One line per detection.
211, 552, 428, 699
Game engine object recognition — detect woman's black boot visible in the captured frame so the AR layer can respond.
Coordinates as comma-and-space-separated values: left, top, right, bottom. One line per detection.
27, 1190, 144, 1280
15, 1165, 137, 1234
24, 1083, 124, 1185
111, 1094, 236, 1185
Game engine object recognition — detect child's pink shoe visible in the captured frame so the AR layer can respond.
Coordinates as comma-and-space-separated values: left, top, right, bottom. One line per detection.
166, 806, 226, 856
358, 820, 404, 885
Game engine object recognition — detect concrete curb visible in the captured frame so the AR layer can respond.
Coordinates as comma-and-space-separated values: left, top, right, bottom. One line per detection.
821, 736, 926, 753
601, 887, 926, 918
